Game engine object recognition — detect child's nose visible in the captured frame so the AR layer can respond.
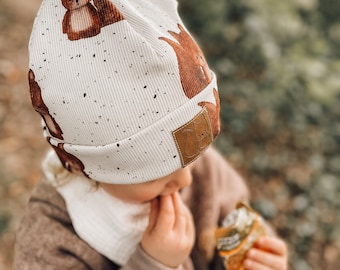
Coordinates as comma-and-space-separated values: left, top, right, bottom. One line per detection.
176, 167, 193, 188
165, 167, 193, 192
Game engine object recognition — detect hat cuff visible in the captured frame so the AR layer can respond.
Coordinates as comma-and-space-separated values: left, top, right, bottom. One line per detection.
48, 72, 218, 184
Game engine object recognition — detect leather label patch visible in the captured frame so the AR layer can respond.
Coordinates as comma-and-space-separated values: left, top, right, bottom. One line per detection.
173, 108, 213, 166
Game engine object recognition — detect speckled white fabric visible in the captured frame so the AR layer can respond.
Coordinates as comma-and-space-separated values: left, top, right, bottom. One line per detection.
29, 0, 220, 184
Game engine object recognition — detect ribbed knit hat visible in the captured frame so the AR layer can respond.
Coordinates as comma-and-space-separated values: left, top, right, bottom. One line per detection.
28, 0, 220, 184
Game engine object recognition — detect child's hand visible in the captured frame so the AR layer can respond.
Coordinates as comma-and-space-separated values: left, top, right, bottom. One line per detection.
244, 236, 288, 270
141, 192, 195, 268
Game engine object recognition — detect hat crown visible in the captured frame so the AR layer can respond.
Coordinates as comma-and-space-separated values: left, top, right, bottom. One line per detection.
29, 0, 220, 183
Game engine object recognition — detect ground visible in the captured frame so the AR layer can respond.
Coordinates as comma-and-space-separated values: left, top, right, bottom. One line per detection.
1, 1, 339, 270
0, 0, 47, 268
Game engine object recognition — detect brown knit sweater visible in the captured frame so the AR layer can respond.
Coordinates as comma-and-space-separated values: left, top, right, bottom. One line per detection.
13, 147, 249, 270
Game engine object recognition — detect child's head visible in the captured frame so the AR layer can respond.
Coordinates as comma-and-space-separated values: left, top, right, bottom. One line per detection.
29, 0, 220, 186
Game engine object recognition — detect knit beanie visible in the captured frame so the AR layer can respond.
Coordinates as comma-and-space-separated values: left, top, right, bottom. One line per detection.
28, 0, 220, 184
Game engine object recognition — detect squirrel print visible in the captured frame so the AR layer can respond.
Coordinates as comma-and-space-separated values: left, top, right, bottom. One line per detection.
93, 0, 124, 27
198, 89, 221, 138
28, 69, 64, 140
29, 69, 88, 176
49, 140, 88, 177
159, 24, 212, 99
160, 24, 220, 138
62, 0, 124, 41
62, 0, 101, 41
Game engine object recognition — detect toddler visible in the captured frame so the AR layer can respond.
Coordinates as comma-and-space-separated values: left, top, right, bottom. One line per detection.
14, 0, 287, 269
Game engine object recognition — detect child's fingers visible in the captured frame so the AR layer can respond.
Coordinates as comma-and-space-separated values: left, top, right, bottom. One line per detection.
185, 205, 194, 238
247, 248, 282, 269
173, 192, 195, 252
172, 192, 187, 233
254, 236, 287, 257
244, 257, 272, 270
146, 197, 159, 232
246, 248, 285, 269
155, 195, 175, 232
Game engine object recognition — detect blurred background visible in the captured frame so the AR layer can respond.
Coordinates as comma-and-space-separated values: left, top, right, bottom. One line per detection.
0, 0, 339, 269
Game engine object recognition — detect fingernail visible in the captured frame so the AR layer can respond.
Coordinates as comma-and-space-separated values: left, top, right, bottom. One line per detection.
243, 259, 251, 268
247, 249, 255, 258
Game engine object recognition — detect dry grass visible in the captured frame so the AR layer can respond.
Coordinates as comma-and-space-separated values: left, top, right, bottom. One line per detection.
0, 1, 47, 268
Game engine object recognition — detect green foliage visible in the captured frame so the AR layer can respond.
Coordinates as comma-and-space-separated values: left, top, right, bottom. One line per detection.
0, 213, 9, 236
179, 0, 340, 268
178, 0, 340, 168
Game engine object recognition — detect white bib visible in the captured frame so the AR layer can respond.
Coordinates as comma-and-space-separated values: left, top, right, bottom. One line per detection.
42, 151, 150, 265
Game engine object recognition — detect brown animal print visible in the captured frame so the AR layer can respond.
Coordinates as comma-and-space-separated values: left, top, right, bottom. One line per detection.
159, 24, 212, 99
62, 0, 101, 41
48, 139, 88, 177
61, 0, 124, 41
160, 25, 220, 139
198, 88, 221, 138
93, 0, 124, 27
29, 70, 88, 177
28, 69, 64, 140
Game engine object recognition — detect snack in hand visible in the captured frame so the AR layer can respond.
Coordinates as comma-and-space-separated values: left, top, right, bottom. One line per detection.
215, 202, 266, 270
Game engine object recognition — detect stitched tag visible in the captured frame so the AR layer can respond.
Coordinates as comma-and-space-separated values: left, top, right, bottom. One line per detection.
173, 108, 213, 166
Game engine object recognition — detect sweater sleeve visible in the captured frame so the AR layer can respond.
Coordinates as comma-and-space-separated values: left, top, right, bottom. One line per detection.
13, 181, 117, 270
122, 245, 194, 270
